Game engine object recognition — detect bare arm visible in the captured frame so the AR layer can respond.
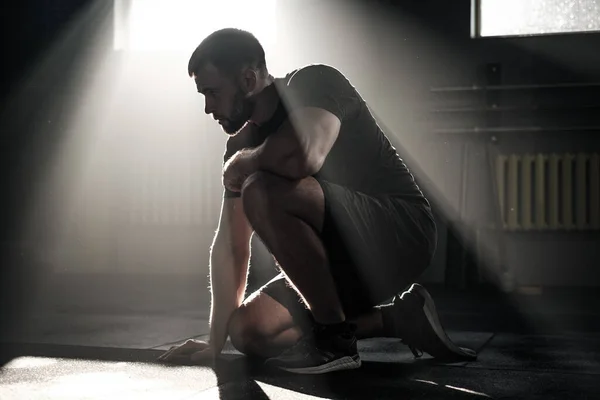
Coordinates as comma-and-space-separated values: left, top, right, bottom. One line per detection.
245, 107, 341, 180
208, 196, 253, 355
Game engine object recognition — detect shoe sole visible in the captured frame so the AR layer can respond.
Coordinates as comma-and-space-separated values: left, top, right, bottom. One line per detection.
411, 284, 477, 361
278, 354, 362, 374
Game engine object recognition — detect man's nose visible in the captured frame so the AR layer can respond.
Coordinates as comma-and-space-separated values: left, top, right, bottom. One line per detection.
204, 100, 215, 115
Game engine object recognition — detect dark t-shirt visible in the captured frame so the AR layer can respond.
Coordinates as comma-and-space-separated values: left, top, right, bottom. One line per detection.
223, 64, 428, 206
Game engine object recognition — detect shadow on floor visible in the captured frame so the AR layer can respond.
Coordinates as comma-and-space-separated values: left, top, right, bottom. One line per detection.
0, 342, 503, 400
214, 357, 492, 400
0, 343, 487, 399
3, 340, 598, 399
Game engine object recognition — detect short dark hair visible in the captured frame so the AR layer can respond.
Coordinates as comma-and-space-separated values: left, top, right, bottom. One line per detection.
188, 28, 267, 78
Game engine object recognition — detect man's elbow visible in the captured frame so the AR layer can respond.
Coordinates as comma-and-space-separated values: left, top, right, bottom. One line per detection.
293, 150, 325, 178
273, 149, 325, 180
302, 156, 325, 176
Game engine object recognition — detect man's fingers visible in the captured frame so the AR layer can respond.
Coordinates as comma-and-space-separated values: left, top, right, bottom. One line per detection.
162, 345, 177, 355
157, 341, 193, 361
158, 349, 189, 362
157, 349, 176, 361
157, 349, 173, 361
156, 340, 211, 363
157, 350, 211, 366
158, 345, 183, 359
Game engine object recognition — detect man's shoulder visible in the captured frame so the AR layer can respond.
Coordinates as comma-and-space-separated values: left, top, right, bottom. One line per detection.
275, 64, 360, 120
282, 64, 347, 86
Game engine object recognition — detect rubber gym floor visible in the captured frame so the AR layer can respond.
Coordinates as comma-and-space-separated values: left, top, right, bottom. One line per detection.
1, 273, 598, 399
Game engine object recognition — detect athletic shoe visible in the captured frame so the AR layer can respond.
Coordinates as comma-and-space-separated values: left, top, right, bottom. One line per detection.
387, 283, 477, 361
264, 321, 361, 374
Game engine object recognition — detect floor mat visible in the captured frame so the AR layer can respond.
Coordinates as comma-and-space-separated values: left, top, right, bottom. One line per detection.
358, 331, 493, 365
2, 335, 597, 399
466, 332, 600, 375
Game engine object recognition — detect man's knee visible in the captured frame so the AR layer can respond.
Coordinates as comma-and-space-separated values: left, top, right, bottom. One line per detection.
242, 170, 270, 202
241, 171, 285, 224
241, 171, 325, 232
228, 306, 268, 356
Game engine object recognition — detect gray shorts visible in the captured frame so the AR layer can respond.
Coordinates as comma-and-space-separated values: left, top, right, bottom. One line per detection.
261, 179, 437, 324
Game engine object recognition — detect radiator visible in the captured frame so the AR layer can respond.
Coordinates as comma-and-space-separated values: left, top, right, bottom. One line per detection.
496, 153, 600, 231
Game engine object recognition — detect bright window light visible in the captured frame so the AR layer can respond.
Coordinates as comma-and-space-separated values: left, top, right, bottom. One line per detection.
114, 0, 277, 52
477, 0, 600, 37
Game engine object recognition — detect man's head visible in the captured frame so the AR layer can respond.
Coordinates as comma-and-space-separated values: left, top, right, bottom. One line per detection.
188, 28, 269, 135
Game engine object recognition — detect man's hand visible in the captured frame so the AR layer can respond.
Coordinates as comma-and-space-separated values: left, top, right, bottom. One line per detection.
223, 149, 258, 193
156, 339, 215, 366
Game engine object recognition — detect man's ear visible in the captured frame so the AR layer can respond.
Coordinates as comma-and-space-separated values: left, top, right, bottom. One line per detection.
240, 68, 258, 94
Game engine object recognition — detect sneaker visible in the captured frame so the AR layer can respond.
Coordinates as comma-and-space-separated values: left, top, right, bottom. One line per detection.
386, 283, 477, 361
264, 321, 361, 374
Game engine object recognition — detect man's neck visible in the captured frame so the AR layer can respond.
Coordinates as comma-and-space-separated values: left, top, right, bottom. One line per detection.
248, 78, 280, 126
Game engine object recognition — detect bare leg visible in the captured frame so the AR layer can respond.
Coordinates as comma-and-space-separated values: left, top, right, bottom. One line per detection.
229, 289, 390, 359
230, 289, 477, 362
228, 290, 304, 358
241, 171, 345, 325
354, 308, 385, 339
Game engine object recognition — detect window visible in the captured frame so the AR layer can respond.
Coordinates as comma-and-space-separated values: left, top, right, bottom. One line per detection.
473, 0, 600, 37
113, 0, 277, 52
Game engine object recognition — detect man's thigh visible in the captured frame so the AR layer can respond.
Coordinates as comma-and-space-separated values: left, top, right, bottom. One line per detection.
244, 176, 437, 319
316, 180, 437, 316
241, 172, 326, 234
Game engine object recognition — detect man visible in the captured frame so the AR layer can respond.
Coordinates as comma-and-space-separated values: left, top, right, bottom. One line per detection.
158, 28, 476, 374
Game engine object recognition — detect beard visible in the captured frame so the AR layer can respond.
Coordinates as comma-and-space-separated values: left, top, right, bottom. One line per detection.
221, 88, 254, 135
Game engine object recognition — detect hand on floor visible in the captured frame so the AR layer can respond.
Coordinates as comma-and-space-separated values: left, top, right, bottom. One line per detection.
157, 339, 214, 366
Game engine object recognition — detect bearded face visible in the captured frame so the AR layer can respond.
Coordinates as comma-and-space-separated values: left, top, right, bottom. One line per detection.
195, 63, 256, 136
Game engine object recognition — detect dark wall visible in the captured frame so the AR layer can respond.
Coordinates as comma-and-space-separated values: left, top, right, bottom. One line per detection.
388, 0, 600, 288
0, 0, 110, 333
1, 0, 106, 240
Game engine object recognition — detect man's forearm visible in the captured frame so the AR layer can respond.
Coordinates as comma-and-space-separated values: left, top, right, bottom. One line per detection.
207, 245, 249, 354
247, 126, 314, 180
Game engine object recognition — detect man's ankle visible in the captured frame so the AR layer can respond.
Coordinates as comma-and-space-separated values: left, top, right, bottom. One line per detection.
312, 320, 357, 353
379, 302, 404, 338
314, 320, 352, 331
312, 310, 346, 326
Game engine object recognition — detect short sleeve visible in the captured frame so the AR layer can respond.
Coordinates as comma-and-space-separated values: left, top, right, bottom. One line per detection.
282, 64, 360, 121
